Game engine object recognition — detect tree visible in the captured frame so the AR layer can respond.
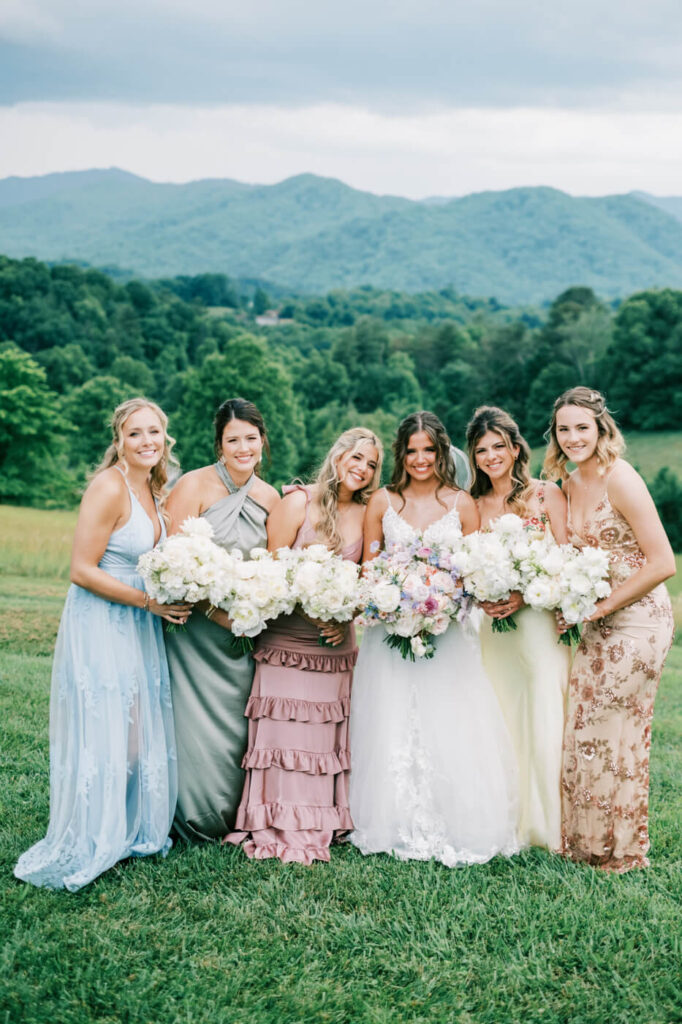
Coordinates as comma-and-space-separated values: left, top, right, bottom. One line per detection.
601, 289, 682, 429
0, 342, 73, 504
170, 334, 305, 486
62, 376, 131, 471
253, 287, 270, 315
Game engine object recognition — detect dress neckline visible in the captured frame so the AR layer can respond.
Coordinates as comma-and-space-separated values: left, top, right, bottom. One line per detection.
112, 465, 163, 546
567, 490, 610, 542
383, 499, 461, 538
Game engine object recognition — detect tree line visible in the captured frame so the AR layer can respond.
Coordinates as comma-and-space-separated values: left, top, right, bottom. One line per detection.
0, 255, 680, 546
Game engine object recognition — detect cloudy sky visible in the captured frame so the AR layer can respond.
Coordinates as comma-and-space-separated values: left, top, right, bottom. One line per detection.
1, 0, 681, 197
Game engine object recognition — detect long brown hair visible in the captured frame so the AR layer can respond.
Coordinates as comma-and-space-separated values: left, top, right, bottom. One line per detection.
314, 428, 383, 552
466, 406, 534, 516
390, 411, 457, 510
543, 386, 625, 481
94, 398, 177, 506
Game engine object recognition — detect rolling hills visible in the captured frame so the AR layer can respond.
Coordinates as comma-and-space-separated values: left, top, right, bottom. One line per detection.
1, 169, 681, 303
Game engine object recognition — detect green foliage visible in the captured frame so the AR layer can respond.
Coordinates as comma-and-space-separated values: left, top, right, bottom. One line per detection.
649, 467, 682, 552
0, 342, 75, 505
601, 289, 682, 429
0, 255, 679, 507
171, 336, 304, 486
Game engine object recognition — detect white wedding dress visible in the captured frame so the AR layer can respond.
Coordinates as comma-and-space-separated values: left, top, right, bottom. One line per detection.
349, 502, 520, 866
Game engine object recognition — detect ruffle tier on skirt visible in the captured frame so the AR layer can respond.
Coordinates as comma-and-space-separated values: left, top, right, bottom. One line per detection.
225, 611, 356, 864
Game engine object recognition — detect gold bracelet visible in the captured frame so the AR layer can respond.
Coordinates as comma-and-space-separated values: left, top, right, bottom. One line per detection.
143, 592, 150, 613
205, 604, 217, 621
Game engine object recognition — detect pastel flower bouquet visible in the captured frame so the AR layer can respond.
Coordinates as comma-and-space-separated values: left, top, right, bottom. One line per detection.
357, 535, 472, 661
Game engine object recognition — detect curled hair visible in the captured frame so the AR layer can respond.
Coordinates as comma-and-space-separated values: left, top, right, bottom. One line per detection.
214, 397, 270, 472
542, 386, 625, 481
94, 397, 177, 509
466, 406, 534, 517
390, 411, 456, 510
314, 428, 383, 553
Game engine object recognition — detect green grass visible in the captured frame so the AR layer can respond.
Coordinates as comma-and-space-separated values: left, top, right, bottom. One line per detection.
1, 505, 681, 1024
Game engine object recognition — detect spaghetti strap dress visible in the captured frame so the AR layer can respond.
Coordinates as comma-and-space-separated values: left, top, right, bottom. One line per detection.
226, 485, 360, 864
14, 471, 177, 891
164, 461, 268, 841
479, 488, 570, 851
561, 489, 674, 872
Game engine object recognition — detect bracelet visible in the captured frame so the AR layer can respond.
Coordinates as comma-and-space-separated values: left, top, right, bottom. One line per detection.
143, 592, 150, 613
205, 604, 217, 621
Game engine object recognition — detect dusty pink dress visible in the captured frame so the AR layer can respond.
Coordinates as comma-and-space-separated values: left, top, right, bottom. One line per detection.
225, 486, 361, 864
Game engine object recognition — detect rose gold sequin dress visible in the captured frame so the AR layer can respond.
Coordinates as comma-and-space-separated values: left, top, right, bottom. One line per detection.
562, 494, 674, 872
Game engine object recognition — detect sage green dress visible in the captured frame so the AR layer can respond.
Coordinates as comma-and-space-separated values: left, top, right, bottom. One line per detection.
165, 463, 268, 841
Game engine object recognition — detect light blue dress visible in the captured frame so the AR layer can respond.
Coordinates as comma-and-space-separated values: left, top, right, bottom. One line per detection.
14, 472, 178, 891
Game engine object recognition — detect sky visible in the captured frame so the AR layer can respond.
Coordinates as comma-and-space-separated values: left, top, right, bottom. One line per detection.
1, 0, 681, 198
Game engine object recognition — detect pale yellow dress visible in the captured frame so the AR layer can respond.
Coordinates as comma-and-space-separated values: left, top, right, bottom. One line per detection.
480, 506, 570, 851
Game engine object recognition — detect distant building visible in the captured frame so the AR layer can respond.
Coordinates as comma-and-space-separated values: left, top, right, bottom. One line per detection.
255, 310, 294, 327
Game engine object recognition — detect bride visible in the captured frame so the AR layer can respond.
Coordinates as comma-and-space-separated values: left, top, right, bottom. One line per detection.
349, 411, 519, 866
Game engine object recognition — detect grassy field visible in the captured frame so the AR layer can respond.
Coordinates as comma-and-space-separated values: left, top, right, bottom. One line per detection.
1, 503, 681, 1024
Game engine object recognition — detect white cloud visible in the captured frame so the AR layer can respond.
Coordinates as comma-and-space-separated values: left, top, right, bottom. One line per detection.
1, 101, 682, 198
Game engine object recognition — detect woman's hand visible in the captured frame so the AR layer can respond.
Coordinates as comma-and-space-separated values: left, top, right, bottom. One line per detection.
584, 598, 613, 622
480, 591, 524, 620
149, 600, 192, 625
316, 619, 347, 647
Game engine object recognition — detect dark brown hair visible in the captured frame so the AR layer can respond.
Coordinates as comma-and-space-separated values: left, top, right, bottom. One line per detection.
213, 397, 270, 469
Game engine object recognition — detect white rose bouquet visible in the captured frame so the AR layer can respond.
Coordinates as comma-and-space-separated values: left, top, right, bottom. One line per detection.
451, 517, 524, 633
137, 517, 234, 617
278, 544, 364, 642
552, 544, 612, 644
215, 547, 295, 652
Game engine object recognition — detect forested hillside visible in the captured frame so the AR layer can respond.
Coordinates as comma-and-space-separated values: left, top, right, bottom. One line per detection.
2, 172, 682, 302
1, 254, 681, 549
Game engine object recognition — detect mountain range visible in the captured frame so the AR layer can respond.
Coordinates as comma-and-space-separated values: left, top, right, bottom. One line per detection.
1, 169, 681, 303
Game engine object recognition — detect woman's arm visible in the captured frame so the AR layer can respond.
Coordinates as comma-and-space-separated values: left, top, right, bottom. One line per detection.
165, 470, 206, 535
542, 481, 569, 545
70, 471, 189, 622
588, 462, 676, 619
457, 491, 480, 537
266, 490, 307, 552
361, 490, 386, 562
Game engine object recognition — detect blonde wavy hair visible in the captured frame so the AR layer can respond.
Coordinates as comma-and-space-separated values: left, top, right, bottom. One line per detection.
314, 428, 383, 553
466, 406, 535, 517
542, 386, 625, 481
94, 397, 178, 506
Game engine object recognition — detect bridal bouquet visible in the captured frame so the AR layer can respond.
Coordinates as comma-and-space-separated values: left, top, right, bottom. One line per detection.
358, 548, 470, 660
278, 544, 364, 636
137, 516, 234, 608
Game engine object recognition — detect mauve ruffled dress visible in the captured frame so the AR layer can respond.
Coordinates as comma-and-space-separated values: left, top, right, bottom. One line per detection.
226, 486, 361, 864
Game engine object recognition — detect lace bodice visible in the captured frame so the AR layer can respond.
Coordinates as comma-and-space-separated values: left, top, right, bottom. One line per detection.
382, 500, 463, 549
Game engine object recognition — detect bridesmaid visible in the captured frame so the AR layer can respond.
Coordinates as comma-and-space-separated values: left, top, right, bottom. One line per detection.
544, 387, 675, 872
226, 427, 383, 864
466, 406, 570, 851
14, 399, 188, 891
164, 398, 280, 841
